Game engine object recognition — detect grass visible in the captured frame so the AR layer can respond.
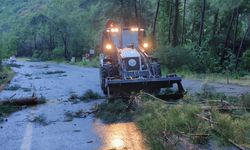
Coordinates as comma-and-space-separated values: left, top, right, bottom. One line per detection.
0, 67, 15, 91
64, 109, 91, 122
6, 63, 24, 68
70, 57, 99, 68
239, 94, 250, 109
0, 104, 21, 123
48, 56, 99, 68
28, 114, 49, 126
95, 88, 250, 149
161, 67, 250, 86
176, 70, 250, 86
69, 89, 102, 103
95, 99, 134, 123
80, 89, 102, 101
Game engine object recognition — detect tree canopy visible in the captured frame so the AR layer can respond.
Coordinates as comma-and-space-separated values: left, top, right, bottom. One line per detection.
0, 0, 249, 72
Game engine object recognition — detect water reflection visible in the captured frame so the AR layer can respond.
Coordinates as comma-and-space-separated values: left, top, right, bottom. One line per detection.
95, 121, 147, 150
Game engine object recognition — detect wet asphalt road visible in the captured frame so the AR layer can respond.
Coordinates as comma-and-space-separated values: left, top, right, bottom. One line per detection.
0, 61, 103, 150
0, 60, 249, 150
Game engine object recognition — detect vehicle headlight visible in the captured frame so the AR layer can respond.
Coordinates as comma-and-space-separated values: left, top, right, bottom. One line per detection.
143, 43, 149, 48
106, 44, 112, 50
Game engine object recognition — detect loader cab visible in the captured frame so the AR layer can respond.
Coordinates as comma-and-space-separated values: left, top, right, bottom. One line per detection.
121, 28, 139, 48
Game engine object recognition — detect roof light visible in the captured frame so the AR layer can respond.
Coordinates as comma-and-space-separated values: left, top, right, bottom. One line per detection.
131, 27, 139, 32
111, 28, 119, 32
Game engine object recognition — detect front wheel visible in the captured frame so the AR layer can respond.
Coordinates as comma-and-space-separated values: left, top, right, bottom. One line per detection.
100, 64, 114, 95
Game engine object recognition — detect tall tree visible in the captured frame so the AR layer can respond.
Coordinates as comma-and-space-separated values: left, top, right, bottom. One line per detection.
152, 0, 160, 38
220, 9, 236, 65
182, 0, 187, 44
134, 0, 139, 26
171, 0, 179, 47
168, 0, 173, 43
212, 9, 219, 38
198, 0, 206, 47
233, 8, 239, 54
235, 25, 250, 70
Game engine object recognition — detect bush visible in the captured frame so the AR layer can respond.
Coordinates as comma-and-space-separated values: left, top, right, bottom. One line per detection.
0, 48, 2, 71
156, 46, 195, 71
51, 47, 65, 59
242, 49, 250, 71
32, 50, 50, 61
80, 89, 102, 101
239, 93, 250, 109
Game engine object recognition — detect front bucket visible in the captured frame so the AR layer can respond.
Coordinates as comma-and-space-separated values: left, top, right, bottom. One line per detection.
105, 76, 185, 98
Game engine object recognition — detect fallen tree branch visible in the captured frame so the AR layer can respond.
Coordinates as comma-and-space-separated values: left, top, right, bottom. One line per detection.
140, 92, 179, 104
228, 139, 246, 150
196, 114, 246, 150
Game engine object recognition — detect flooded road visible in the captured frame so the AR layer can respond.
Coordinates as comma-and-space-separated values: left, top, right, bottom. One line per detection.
0, 60, 147, 150
1, 60, 249, 150
95, 121, 147, 150
0, 61, 103, 150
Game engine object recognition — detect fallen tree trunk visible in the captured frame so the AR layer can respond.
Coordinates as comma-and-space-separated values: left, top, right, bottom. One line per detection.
1, 97, 45, 106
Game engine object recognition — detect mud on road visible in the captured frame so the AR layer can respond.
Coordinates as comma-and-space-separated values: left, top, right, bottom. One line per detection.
0, 60, 249, 150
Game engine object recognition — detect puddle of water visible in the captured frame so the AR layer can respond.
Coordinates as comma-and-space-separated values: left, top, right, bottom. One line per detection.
95, 120, 147, 150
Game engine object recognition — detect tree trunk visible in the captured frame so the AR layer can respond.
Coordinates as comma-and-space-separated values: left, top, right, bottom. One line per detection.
62, 35, 69, 60
235, 26, 250, 70
171, 0, 179, 47
120, 0, 124, 24
233, 8, 239, 54
168, 0, 173, 44
191, 5, 196, 41
220, 9, 236, 65
33, 32, 37, 50
152, 0, 160, 38
134, 0, 139, 26
198, 0, 206, 47
212, 10, 218, 38
181, 0, 187, 45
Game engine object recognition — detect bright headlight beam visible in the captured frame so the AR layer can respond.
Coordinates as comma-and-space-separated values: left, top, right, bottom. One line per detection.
143, 43, 149, 48
106, 44, 112, 50
112, 138, 124, 149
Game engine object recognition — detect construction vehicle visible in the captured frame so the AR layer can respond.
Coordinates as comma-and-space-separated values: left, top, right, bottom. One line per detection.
99, 20, 184, 98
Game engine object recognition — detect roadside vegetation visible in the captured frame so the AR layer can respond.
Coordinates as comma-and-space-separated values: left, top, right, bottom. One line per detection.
0, 0, 249, 82
95, 85, 250, 149
69, 89, 102, 104
175, 70, 250, 86
0, 67, 15, 91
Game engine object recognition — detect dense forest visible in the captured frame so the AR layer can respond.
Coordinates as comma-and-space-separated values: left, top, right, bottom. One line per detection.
0, 0, 250, 73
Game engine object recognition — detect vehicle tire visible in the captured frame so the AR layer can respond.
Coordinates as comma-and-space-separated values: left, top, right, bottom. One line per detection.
151, 62, 162, 77
100, 64, 114, 95
155, 63, 162, 77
